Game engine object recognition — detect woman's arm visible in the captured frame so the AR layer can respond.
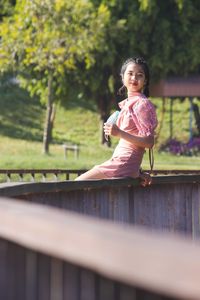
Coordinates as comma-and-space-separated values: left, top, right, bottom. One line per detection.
103, 123, 154, 148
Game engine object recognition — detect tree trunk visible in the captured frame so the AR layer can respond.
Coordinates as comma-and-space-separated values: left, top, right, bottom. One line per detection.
98, 94, 111, 147
43, 71, 54, 154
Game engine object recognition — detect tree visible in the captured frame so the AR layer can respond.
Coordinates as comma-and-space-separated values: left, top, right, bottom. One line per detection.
0, 0, 16, 20
134, 0, 200, 78
72, 0, 200, 145
0, 0, 109, 153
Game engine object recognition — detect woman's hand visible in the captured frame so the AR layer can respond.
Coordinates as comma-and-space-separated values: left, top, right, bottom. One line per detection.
139, 171, 152, 187
104, 123, 154, 148
104, 123, 121, 138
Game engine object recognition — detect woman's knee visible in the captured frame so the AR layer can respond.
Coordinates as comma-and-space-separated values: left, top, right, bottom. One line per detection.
75, 168, 106, 180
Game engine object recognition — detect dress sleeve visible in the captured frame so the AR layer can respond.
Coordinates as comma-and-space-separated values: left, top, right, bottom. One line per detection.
132, 99, 158, 137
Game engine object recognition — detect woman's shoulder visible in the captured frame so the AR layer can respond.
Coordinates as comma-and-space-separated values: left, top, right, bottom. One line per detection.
134, 95, 158, 129
134, 95, 156, 112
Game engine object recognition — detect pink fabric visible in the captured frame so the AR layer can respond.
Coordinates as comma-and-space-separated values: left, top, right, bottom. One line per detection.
93, 93, 158, 178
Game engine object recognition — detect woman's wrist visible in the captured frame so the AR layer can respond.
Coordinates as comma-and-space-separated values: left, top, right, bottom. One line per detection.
118, 129, 123, 138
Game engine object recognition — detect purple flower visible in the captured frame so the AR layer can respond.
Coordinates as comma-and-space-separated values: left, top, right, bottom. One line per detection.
160, 137, 200, 156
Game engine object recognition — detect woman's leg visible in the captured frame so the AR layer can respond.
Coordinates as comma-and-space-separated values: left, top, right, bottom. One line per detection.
75, 168, 108, 180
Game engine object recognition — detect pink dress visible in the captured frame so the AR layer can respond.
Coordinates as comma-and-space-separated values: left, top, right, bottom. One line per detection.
93, 92, 158, 178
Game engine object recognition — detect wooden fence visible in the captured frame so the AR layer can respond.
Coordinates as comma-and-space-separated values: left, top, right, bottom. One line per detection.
1, 198, 200, 300
0, 174, 200, 238
0, 169, 200, 182
0, 169, 87, 182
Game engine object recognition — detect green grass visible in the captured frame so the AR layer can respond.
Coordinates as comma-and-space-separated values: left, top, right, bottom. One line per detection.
0, 79, 200, 171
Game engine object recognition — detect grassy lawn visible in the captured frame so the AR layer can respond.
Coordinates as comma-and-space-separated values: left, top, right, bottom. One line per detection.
0, 79, 199, 171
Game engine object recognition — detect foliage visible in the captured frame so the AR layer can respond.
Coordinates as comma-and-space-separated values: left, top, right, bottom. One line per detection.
80, 0, 200, 82
124, 0, 200, 79
0, 0, 109, 152
0, 0, 16, 19
138, 0, 184, 12
0, 0, 109, 101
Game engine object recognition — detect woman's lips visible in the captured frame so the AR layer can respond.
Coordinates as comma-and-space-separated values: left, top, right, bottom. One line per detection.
130, 82, 138, 86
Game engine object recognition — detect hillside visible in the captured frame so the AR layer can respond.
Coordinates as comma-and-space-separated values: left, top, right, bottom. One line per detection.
0, 80, 200, 171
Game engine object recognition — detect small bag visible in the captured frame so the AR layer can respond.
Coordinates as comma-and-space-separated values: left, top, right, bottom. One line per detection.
106, 111, 120, 124
105, 111, 120, 141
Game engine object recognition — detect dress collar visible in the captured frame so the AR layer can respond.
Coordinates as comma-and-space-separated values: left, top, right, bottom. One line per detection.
118, 92, 144, 109
128, 91, 142, 98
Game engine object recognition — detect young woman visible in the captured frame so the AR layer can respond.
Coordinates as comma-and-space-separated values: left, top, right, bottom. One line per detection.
75, 57, 158, 185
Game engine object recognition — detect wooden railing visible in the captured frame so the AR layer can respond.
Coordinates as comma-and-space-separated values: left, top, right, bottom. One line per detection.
0, 168, 200, 182
0, 169, 87, 182
0, 174, 200, 238
1, 198, 200, 300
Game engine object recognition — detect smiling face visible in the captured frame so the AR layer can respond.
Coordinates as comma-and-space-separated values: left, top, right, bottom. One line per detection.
122, 63, 146, 94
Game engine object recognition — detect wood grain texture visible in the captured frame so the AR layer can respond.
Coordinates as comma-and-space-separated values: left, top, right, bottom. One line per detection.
1, 176, 200, 238
1, 198, 200, 299
0, 174, 200, 197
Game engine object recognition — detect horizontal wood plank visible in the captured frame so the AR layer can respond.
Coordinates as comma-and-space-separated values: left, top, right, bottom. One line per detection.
0, 174, 200, 197
0, 198, 200, 299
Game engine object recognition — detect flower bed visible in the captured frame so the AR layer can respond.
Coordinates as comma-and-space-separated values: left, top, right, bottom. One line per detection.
160, 137, 200, 156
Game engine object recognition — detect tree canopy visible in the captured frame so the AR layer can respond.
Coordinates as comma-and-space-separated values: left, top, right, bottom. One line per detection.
0, 0, 16, 19
0, 0, 109, 152
65, 0, 200, 145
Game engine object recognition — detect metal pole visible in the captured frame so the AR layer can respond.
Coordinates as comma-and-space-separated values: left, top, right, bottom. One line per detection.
189, 97, 193, 141
170, 98, 173, 139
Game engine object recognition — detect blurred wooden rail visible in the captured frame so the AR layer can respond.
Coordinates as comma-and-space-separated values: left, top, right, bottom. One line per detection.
1, 198, 200, 300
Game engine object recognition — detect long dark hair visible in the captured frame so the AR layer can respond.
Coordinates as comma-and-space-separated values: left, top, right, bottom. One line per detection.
118, 57, 150, 97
